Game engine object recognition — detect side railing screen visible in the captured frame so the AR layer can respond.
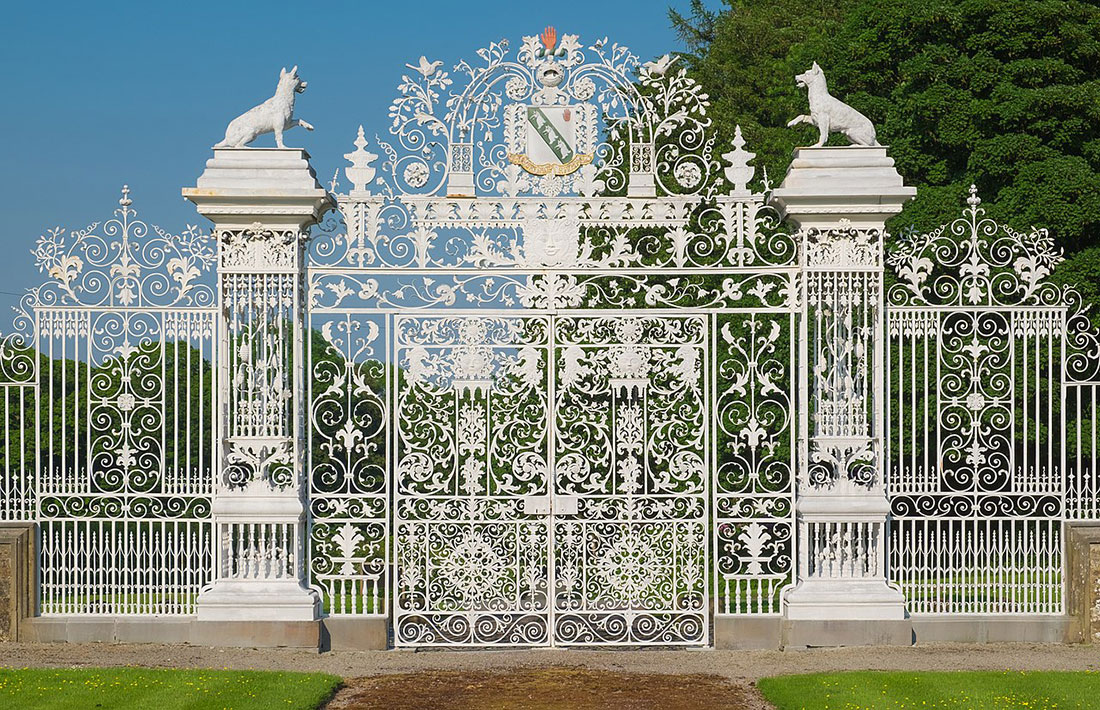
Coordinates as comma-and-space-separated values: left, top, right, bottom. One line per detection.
0, 189, 218, 615
885, 187, 1100, 615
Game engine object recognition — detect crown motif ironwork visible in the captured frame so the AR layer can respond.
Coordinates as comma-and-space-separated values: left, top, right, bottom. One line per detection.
887, 185, 1063, 308
886, 184, 1100, 383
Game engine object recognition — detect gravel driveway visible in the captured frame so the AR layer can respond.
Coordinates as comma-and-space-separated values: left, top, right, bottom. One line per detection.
1, 641, 1098, 681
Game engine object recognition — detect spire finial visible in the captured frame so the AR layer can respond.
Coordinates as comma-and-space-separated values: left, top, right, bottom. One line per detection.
721, 125, 756, 196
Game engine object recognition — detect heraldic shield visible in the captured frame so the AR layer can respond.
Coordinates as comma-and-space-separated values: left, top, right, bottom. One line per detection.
504, 26, 597, 177
508, 105, 595, 176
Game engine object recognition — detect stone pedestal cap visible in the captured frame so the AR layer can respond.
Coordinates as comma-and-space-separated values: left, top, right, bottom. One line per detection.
183, 147, 335, 229
796, 493, 890, 519
771, 145, 916, 231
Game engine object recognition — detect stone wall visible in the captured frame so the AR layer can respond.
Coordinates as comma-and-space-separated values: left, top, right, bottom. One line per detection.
1090, 542, 1100, 643
1066, 524, 1100, 644
0, 524, 34, 641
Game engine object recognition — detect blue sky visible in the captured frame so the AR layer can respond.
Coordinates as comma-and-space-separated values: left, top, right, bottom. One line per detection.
0, 0, 696, 316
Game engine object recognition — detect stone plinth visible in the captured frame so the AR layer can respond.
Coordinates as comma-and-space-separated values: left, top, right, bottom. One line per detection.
0, 524, 33, 641
785, 496, 906, 623
183, 147, 334, 229
195, 580, 320, 623
1066, 524, 1100, 643
771, 145, 916, 231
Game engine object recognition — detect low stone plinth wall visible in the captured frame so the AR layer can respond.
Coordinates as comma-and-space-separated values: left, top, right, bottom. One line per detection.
0, 524, 34, 641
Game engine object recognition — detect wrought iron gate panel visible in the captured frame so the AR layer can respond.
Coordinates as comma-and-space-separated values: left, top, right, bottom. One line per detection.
36, 307, 216, 616
307, 312, 390, 616
17, 189, 217, 614
713, 311, 796, 615
886, 305, 1067, 613
552, 313, 708, 645
394, 314, 552, 645
0, 335, 36, 521
885, 186, 1100, 614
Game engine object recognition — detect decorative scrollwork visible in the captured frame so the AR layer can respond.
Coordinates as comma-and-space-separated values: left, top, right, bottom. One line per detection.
224, 438, 294, 489
885, 186, 1100, 613
308, 313, 389, 614
312, 29, 799, 274
30, 186, 215, 308
381, 30, 715, 200
888, 185, 1064, 309
804, 226, 882, 492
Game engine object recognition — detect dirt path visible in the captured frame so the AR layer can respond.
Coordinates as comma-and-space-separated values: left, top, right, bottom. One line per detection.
2, 641, 1098, 681
325, 669, 771, 710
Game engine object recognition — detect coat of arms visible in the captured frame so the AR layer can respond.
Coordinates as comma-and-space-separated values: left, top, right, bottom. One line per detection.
506, 27, 596, 177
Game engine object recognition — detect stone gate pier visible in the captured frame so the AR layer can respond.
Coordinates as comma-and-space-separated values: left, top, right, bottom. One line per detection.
773, 146, 915, 647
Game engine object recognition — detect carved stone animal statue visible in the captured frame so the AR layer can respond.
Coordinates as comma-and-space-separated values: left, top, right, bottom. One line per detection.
216, 66, 314, 149
787, 62, 878, 147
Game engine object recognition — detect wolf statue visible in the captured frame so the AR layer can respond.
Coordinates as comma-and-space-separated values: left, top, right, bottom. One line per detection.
787, 62, 878, 147
216, 66, 314, 149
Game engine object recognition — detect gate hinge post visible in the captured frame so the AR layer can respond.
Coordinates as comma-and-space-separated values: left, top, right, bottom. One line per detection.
772, 146, 915, 645
184, 147, 335, 625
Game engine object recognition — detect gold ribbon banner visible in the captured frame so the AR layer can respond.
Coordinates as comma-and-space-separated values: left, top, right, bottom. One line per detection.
507, 152, 593, 176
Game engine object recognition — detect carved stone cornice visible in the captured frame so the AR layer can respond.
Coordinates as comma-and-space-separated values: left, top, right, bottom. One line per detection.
771, 145, 915, 232
184, 147, 335, 231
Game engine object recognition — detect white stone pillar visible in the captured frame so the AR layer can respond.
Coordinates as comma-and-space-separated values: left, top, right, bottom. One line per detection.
773, 146, 915, 645
183, 148, 334, 628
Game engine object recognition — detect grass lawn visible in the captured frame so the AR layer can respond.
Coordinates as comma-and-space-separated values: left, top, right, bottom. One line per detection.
0, 667, 341, 710
758, 671, 1100, 709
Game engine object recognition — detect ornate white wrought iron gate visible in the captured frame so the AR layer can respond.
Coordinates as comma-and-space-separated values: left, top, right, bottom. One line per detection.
303, 30, 799, 646
550, 313, 708, 645
389, 312, 710, 645
394, 313, 553, 645
5, 27, 1097, 651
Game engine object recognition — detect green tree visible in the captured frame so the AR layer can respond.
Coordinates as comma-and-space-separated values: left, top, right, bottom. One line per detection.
670, 0, 854, 191
671, 0, 1100, 257
671, 0, 1100, 487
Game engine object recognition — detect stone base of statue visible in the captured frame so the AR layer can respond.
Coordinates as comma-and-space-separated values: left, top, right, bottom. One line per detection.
195, 493, 320, 622
784, 561, 912, 647
783, 615, 913, 648
196, 582, 320, 622
183, 147, 332, 228
785, 580, 907, 621
771, 146, 916, 231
